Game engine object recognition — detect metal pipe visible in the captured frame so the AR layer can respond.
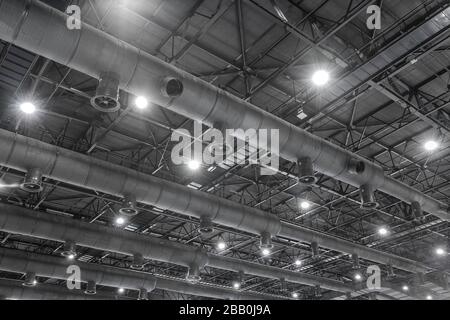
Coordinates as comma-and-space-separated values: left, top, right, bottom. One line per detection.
0, 247, 274, 300
0, 203, 351, 292
0, 129, 429, 273
0, 0, 447, 221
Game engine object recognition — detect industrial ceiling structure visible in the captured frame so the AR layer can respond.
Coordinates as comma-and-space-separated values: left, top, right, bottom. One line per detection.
0, 0, 448, 300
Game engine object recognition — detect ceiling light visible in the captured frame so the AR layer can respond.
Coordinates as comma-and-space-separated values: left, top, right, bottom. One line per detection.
378, 227, 388, 236
292, 292, 299, 299
312, 70, 330, 86
424, 140, 439, 152
217, 241, 227, 251
232, 281, 241, 290
300, 200, 311, 210
294, 259, 302, 266
435, 247, 446, 256
261, 248, 271, 256
67, 254, 75, 260
426, 295, 432, 300
135, 96, 149, 109
402, 285, 409, 292
354, 273, 362, 281
187, 160, 201, 170
116, 216, 126, 226
19, 102, 36, 114
118, 288, 125, 294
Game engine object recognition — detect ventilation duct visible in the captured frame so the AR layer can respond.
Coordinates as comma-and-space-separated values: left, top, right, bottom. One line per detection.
0, 247, 276, 300
0, 0, 447, 224
61, 240, 76, 258
0, 203, 351, 292
130, 253, 145, 270
198, 216, 214, 235
91, 72, 121, 113
137, 288, 148, 300
85, 280, 97, 295
0, 131, 430, 274
359, 184, 378, 209
23, 272, 37, 287
20, 168, 43, 193
186, 264, 202, 284
311, 241, 319, 258
259, 231, 274, 250
297, 157, 316, 184
119, 195, 139, 216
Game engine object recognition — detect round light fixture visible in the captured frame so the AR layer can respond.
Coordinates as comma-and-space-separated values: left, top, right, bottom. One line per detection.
378, 227, 389, 236
67, 254, 75, 260
261, 248, 271, 256
292, 292, 299, 299
20, 102, 36, 114
312, 70, 330, 86
187, 160, 201, 170
232, 282, 241, 290
217, 241, 227, 251
426, 295, 432, 300
135, 96, 149, 109
300, 200, 311, 210
402, 285, 409, 292
116, 216, 126, 226
354, 273, 362, 281
118, 288, 125, 294
424, 140, 439, 152
294, 259, 302, 266
435, 247, 446, 256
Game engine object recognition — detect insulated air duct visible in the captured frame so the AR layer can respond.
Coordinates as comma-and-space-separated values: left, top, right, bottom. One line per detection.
0, 203, 351, 292
0, 247, 275, 300
0, 0, 447, 223
0, 130, 429, 274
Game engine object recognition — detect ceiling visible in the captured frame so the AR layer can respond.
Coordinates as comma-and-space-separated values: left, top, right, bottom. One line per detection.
0, 0, 449, 300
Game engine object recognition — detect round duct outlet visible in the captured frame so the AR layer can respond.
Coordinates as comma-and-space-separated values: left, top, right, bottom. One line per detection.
161, 77, 183, 98
20, 168, 43, 193
360, 201, 379, 209
119, 207, 139, 216
20, 182, 43, 193
298, 175, 317, 185
91, 72, 121, 113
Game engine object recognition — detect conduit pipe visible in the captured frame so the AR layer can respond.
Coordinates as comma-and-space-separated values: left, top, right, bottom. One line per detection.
0, 130, 429, 273
0, 0, 447, 221
0, 203, 351, 292
0, 247, 276, 300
